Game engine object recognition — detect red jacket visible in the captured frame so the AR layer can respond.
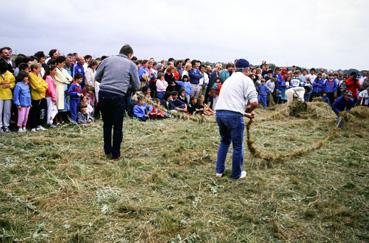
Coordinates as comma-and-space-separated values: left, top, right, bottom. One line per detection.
345, 77, 360, 98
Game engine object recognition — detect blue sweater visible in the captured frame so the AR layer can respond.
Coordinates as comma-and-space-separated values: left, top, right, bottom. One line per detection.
312, 78, 324, 94
189, 68, 203, 85
276, 74, 286, 89
332, 96, 355, 114
323, 79, 338, 93
68, 82, 82, 99
133, 104, 153, 118
13, 82, 32, 107
73, 63, 85, 85
219, 70, 230, 84
258, 84, 269, 96
138, 66, 148, 81
176, 81, 192, 96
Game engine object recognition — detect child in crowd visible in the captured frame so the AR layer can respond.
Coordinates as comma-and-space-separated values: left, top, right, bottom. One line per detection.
275, 71, 287, 103
133, 95, 152, 121
311, 73, 324, 99
142, 86, 152, 101
258, 79, 269, 108
265, 76, 275, 106
322, 73, 338, 105
78, 105, 94, 124
358, 87, 369, 106
83, 85, 96, 109
13, 71, 31, 132
197, 94, 215, 116
68, 73, 83, 122
18, 63, 30, 73
148, 98, 169, 119
178, 89, 188, 105
208, 77, 222, 110
176, 75, 192, 103
304, 78, 312, 102
187, 96, 202, 114
45, 65, 58, 127
80, 95, 94, 117
170, 91, 187, 112
28, 63, 48, 132
0, 59, 16, 132
156, 72, 168, 101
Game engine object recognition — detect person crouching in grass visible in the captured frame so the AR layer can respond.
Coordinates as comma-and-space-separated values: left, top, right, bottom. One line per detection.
133, 95, 151, 121
78, 104, 93, 125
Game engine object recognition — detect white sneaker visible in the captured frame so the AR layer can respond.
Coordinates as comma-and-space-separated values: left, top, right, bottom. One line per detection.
31, 128, 37, 132
239, 171, 247, 179
3, 127, 10, 133
216, 173, 224, 177
36, 125, 47, 131
18, 128, 25, 133
22, 127, 27, 132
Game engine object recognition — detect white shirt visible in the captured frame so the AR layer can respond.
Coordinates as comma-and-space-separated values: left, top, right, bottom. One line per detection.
358, 90, 369, 106
85, 67, 96, 86
199, 72, 209, 86
307, 74, 317, 83
266, 80, 275, 93
290, 77, 301, 87
215, 72, 258, 115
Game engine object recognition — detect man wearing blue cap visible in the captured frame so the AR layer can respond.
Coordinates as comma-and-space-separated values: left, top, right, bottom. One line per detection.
214, 58, 258, 179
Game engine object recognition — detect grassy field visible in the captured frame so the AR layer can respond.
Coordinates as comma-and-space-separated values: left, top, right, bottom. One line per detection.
1, 102, 369, 242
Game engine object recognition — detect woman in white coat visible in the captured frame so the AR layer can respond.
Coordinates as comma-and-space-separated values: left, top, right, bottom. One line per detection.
54, 56, 72, 123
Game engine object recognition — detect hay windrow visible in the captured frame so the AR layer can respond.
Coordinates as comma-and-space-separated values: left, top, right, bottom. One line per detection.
0, 101, 368, 242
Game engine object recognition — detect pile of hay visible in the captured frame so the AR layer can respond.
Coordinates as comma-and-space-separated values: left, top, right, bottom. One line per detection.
289, 100, 307, 117
350, 106, 369, 119
305, 101, 337, 120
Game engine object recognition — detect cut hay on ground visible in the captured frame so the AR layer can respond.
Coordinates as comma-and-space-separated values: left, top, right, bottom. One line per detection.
1, 104, 368, 242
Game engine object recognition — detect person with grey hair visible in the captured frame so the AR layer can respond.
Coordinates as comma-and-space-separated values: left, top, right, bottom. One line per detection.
73, 55, 86, 87
214, 58, 258, 180
95, 44, 140, 160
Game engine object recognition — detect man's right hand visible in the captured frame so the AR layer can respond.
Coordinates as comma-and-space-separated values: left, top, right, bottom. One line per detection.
245, 112, 255, 120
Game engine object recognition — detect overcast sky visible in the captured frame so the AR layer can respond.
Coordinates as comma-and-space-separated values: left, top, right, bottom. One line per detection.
1, 0, 368, 70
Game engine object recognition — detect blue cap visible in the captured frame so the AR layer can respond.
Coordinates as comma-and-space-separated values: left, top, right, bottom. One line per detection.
235, 59, 250, 68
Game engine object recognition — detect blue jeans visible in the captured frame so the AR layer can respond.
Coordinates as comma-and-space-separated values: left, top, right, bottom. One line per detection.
216, 110, 245, 179
258, 95, 267, 108
70, 98, 80, 122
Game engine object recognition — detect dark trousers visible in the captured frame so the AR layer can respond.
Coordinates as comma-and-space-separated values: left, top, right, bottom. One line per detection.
326, 92, 335, 106
28, 98, 47, 129
99, 93, 126, 158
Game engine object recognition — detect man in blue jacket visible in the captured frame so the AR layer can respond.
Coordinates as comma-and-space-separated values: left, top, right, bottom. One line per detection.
189, 60, 203, 98
73, 55, 86, 87
95, 44, 140, 160
333, 91, 356, 128
332, 91, 355, 115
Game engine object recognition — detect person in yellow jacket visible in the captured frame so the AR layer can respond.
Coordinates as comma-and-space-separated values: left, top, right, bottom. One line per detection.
54, 56, 72, 124
0, 59, 15, 132
28, 63, 48, 131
